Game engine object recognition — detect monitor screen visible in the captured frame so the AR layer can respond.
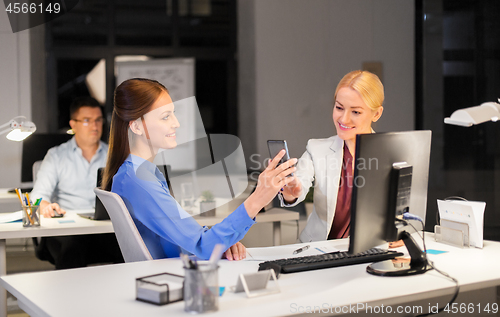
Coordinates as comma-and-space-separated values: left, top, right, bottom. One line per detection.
21, 133, 73, 183
348, 130, 432, 255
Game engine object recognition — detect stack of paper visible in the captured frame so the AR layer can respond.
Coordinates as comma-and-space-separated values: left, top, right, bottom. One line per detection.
246, 242, 343, 261
437, 199, 485, 248
0, 211, 23, 224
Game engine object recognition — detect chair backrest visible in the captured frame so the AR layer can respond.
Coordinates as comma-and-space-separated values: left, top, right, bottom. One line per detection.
94, 188, 153, 262
32, 160, 43, 184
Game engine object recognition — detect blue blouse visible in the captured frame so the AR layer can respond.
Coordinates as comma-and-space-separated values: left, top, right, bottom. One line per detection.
112, 154, 255, 260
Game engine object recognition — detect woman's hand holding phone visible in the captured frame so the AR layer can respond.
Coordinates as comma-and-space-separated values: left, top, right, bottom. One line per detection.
244, 149, 297, 218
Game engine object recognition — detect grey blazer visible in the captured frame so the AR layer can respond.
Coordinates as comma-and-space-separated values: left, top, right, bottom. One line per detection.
279, 135, 345, 242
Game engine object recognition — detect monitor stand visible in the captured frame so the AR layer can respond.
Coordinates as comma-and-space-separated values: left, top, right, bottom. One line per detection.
366, 231, 431, 276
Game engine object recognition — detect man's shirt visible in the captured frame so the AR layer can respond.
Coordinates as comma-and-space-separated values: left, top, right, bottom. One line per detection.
30, 137, 108, 210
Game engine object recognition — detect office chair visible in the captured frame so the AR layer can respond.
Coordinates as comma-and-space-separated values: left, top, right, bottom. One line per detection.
32, 160, 43, 184
94, 188, 153, 262
31, 160, 43, 253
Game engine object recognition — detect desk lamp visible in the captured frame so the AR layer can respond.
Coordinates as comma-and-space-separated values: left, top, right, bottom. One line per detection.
0, 116, 36, 141
444, 100, 500, 127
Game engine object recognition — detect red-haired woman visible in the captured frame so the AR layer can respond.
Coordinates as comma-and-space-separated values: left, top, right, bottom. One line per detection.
102, 78, 296, 261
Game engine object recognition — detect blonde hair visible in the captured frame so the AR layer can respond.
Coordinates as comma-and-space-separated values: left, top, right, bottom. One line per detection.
334, 70, 384, 111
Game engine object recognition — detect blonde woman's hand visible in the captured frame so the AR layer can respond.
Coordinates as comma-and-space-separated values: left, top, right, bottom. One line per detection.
281, 177, 302, 204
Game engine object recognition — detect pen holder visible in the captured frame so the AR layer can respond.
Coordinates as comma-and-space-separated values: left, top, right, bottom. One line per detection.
183, 264, 219, 314
22, 205, 40, 227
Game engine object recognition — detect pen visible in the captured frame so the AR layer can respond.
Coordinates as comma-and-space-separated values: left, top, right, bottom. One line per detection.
15, 189, 33, 225
190, 258, 198, 269
293, 245, 310, 255
208, 244, 225, 269
25, 192, 35, 225
25, 192, 31, 207
14, 188, 24, 206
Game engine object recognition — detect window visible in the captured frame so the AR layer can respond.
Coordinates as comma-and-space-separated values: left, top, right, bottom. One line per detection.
45, 0, 237, 136
417, 0, 500, 241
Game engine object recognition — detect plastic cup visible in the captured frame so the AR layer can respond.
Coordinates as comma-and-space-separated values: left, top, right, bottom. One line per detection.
22, 205, 40, 227
183, 264, 219, 314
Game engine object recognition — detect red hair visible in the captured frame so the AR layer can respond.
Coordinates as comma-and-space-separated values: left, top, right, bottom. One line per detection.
102, 78, 168, 191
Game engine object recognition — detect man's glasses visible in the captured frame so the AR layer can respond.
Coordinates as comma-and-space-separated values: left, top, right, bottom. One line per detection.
73, 118, 104, 126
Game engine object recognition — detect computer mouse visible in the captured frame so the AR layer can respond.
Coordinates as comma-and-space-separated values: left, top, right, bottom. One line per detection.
52, 209, 64, 218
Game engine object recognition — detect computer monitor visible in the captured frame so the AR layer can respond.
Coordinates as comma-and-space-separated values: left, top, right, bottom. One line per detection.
349, 130, 432, 276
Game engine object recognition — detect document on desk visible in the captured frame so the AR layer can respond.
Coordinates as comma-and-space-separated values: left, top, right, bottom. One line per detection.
0, 210, 23, 223
437, 199, 485, 248
245, 243, 342, 261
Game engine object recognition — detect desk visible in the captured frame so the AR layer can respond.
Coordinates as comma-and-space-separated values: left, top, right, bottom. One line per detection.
2, 236, 500, 317
0, 208, 298, 317
0, 210, 114, 317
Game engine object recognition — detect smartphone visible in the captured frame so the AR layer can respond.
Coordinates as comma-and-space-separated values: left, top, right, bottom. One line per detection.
267, 140, 293, 176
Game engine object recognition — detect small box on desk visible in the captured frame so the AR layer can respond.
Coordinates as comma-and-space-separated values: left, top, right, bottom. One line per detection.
436, 199, 485, 248
136, 273, 184, 305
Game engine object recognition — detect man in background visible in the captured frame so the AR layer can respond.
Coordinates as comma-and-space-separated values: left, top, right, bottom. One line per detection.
30, 96, 123, 269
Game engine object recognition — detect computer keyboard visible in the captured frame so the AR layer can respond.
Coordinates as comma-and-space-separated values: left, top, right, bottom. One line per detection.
258, 248, 404, 274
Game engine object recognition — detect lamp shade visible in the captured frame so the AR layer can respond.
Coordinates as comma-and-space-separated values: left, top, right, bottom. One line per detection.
444, 102, 500, 127
0, 116, 36, 141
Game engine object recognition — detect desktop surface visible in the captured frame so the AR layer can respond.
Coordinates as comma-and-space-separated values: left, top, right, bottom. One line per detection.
0, 210, 113, 239
0, 207, 297, 317
2, 235, 500, 317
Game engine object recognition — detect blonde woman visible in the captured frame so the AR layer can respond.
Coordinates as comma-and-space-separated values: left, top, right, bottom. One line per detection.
280, 70, 384, 242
